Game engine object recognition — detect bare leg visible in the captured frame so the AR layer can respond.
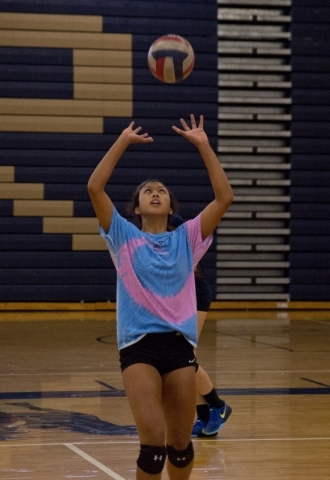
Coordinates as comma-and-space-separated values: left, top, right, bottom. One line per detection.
122, 363, 165, 480
163, 366, 196, 480
196, 364, 214, 396
196, 310, 213, 401
197, 310, 207, 338
194, 311, 231, 437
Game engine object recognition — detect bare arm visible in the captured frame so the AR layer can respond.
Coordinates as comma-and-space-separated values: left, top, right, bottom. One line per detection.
172, 114, 234, 239
87, 122, 153, 232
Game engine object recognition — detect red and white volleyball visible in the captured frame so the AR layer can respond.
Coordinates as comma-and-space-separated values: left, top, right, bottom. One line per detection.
147, 34, 195, 84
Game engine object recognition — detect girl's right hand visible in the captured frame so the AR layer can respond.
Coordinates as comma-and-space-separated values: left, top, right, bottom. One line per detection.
172, 114, 209, 147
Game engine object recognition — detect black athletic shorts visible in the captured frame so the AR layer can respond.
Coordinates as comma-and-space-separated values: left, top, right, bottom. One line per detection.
119, 331, 196, 375
195, 274, 212, 312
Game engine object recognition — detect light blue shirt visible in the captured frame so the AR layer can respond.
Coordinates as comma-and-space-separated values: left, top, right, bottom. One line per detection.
100, 208, 212, 349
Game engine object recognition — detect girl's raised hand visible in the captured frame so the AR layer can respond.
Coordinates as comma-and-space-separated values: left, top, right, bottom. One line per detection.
172, 114, 209, 146
122, 121, 154, 144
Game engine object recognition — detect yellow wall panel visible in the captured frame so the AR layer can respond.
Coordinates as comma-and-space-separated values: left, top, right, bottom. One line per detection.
72, 234, 107, 251
0, 183, 44, 199
0, 115, 103, 133
0, 12, 102, 32
0, 310, 117, 321
74, 49, 132, 67
43, 217, 99, 234
0, 302, 117, 311
14, 200, 74, 217
0, 30, 131, 50
74, 83, 132, 100
0, 166, 14, 182
0, 12, 133, 257
0, 99, 133, 117
74, 66, 132, 84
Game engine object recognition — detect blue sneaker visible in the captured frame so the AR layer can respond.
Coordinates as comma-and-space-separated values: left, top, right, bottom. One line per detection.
203, 403, 232, 436
191, 419, 207, 437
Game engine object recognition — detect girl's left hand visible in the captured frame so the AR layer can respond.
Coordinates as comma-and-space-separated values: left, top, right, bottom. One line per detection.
172, 114, 209, 146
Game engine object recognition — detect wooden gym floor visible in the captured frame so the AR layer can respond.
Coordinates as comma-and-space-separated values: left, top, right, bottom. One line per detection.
0, 306, 329, 480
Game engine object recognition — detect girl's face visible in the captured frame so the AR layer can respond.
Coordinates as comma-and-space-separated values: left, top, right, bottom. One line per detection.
135, 182, 173, 217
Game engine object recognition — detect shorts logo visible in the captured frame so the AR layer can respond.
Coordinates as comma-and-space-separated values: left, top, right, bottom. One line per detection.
188, 357, 196, 363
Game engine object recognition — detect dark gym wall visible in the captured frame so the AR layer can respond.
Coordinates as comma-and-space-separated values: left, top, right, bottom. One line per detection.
0, 1, 218, 302
290, 0, 330, 300
0, 0, 329, 303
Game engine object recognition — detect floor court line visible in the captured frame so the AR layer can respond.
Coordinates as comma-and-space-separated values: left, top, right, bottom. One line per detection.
1, 437, 330, 449
0, 372, 123, 376
1, 369, 330, 376
307, 320, 330, 326
64, 443, 126, 480
0, 441, 140, 448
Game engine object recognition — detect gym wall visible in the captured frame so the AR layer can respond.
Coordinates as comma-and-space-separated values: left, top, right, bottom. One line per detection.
0, 0, 218, 302
290, 0, 330, 300
0, 0, 329, 303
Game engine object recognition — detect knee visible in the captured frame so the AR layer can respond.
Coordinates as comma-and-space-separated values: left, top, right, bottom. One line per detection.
167, 441, 194, 468
137, 444, 167, 475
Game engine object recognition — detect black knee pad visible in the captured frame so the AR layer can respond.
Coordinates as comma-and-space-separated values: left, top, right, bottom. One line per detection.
166, 441, 194, 468
137, 444, 167, 474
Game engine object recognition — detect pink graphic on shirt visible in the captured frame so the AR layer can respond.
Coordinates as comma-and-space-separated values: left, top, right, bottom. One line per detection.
116, 237, 196, 324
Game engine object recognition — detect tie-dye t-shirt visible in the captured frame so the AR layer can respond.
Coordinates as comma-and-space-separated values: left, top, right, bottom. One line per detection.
100, 207, 212, 349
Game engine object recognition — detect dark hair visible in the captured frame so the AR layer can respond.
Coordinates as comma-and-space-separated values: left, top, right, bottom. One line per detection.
126, 178, 179, 229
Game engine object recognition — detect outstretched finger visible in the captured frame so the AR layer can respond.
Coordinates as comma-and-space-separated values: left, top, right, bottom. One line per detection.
179, 117, 190, 131
190, 114, 197, 128
198, 114, 204, 129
